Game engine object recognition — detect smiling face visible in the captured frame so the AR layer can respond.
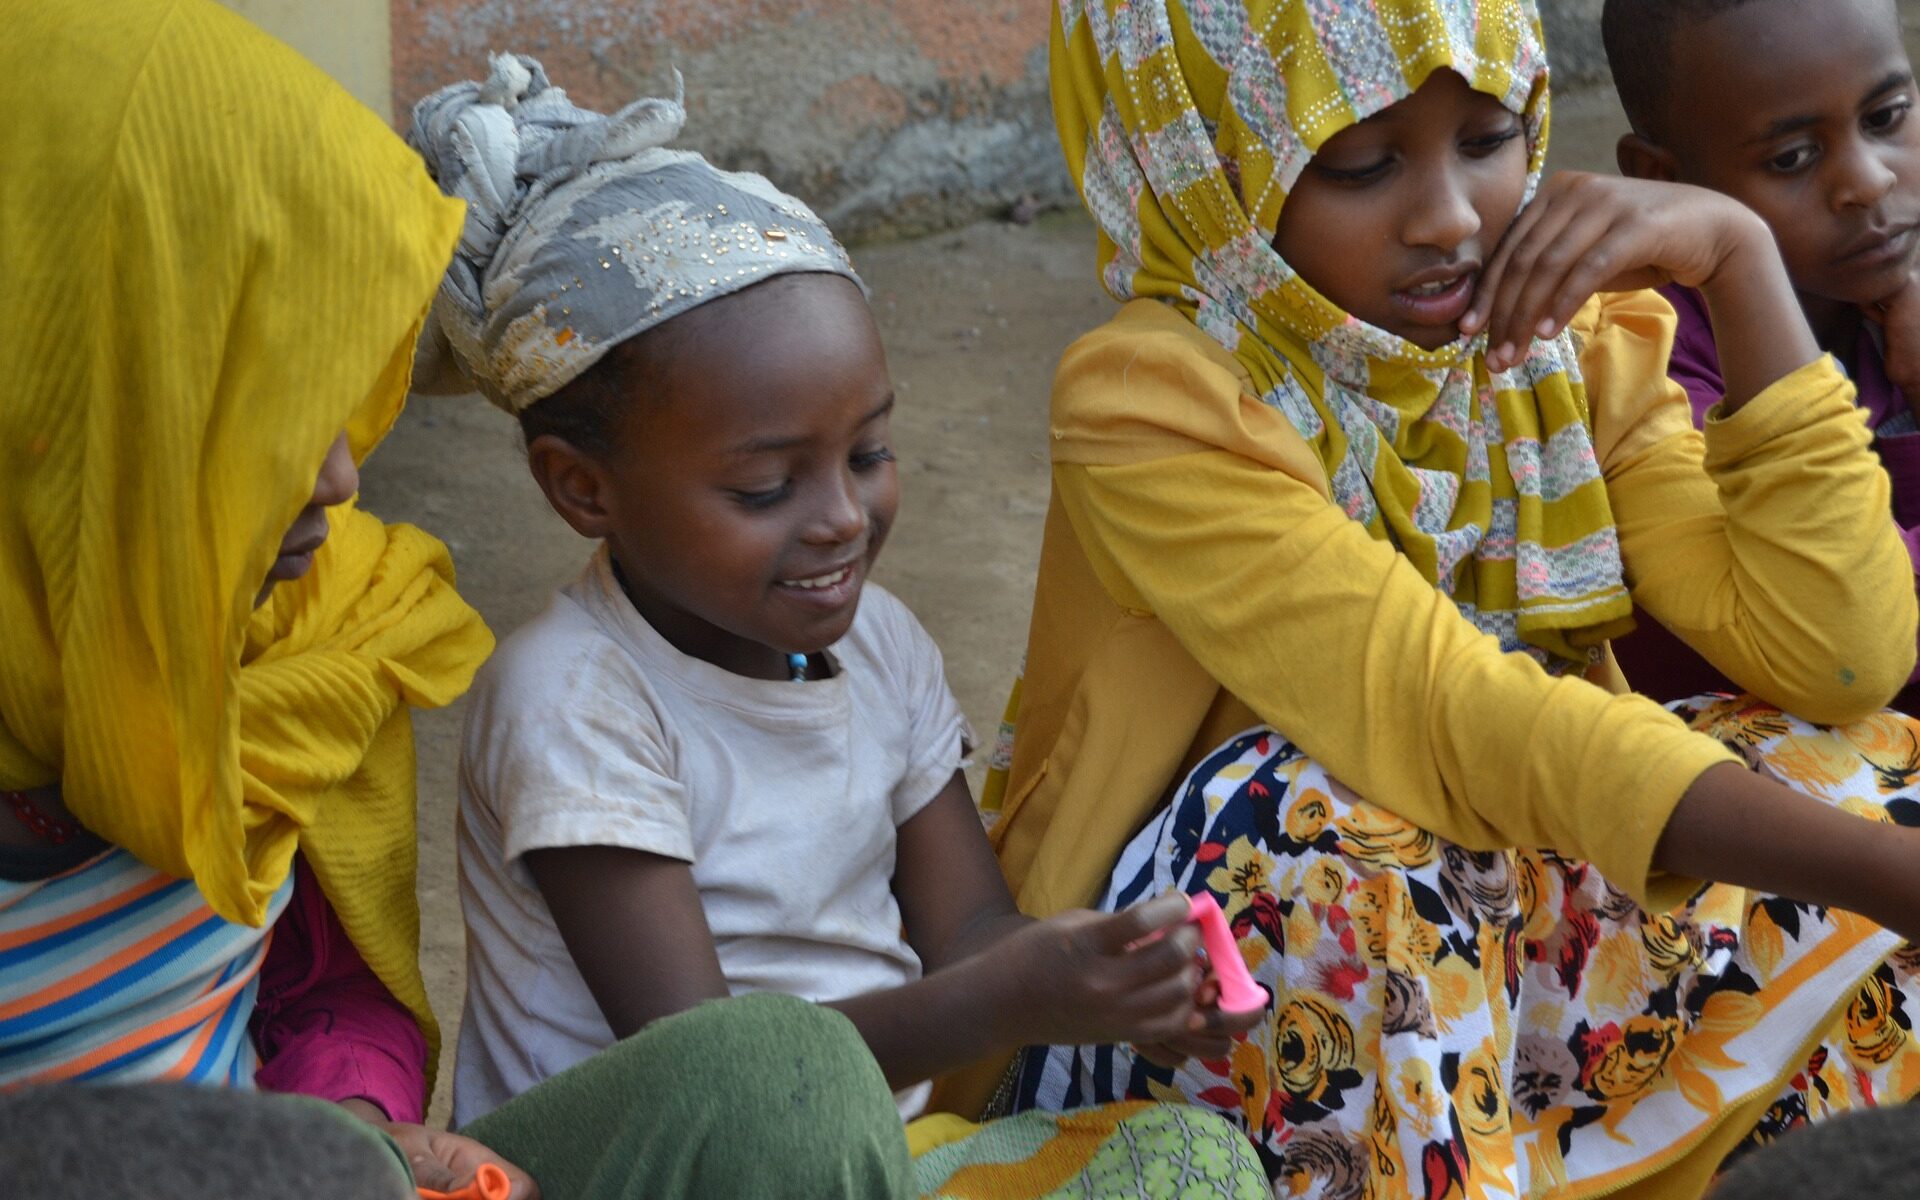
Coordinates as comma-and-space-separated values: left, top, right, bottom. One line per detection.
532, 273, 899, 680
1657, 0, 1920, 308
1272, 69, 1531, 350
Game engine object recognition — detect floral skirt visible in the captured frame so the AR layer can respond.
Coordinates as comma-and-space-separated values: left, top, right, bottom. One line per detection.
1010, 698, 1920, 1198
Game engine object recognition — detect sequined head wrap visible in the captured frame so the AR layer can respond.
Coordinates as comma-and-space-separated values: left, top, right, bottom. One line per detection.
1053, 0, 1633, 670
408, 55, 862, 415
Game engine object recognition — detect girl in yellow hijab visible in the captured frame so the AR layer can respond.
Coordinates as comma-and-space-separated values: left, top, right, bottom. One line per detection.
0, 0, 503, 1171
986, 0, 1920, 1195
0, 6, 969, 1200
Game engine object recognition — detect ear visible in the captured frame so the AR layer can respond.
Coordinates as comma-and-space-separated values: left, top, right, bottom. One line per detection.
1616, 134, 1679, 183
526, 434, 618, 540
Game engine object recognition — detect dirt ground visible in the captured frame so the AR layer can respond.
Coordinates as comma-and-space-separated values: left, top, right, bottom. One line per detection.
355, 85, 1638, 1122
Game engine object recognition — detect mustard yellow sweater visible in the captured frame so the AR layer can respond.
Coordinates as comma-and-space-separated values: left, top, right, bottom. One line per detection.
990, 291, 1916, 921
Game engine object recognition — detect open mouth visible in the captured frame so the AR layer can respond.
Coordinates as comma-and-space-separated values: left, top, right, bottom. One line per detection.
1391, 266, 1479, 328
779, 564, 855, 591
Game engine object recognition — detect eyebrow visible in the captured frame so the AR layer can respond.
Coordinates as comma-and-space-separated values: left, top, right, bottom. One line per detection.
726, 394, 895, 456
1864, 68, 1915, 108
1744, 69, 1914, 145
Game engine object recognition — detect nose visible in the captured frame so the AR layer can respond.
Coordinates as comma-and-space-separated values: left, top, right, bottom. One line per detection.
1402, 161, 1481, 252
1831, 137, 1898, 212
309, 433, 359, 510
803, 467, 869, 547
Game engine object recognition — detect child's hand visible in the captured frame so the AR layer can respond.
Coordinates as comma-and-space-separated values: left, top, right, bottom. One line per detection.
1133, 974, 1258, 1069
1463, 172, 1773, 373
993, 893, 1262, 1052
340, 1101, 540, 1200
1869, 269, 1920, 412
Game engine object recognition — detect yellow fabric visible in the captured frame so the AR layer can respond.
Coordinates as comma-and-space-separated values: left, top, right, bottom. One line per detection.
0, 0, 486, 1063
990, 293, 1914, 925
1051, 0, 1633, 666
906, 1113, 984, 1158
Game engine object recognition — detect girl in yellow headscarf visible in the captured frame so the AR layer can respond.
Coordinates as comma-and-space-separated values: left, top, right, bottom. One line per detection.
0, 5, 939, 1200
982, 0, 1920, 1195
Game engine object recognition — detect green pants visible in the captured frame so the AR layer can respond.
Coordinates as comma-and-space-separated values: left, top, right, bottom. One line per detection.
462, 993, 914, 1200
2, 995, 909, 1200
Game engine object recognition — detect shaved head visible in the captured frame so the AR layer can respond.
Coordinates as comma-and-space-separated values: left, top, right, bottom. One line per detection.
1601, 0, 1766, 139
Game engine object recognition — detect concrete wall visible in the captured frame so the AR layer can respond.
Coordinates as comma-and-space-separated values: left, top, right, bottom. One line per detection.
228, 0, 1615, 241
217, 0, 394, 121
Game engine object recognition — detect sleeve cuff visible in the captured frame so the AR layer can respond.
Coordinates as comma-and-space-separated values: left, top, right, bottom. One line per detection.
894, 717, 974, 826
255, 1041, 427, 1126
1608, 732, 1741, 912
503, 804, 694, 867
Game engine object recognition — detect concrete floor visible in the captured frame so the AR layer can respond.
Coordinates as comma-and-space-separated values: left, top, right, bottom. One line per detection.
352, 56, 1849, 1120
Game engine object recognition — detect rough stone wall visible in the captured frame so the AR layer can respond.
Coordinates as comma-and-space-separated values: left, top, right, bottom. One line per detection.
1539, 0, 1609, 89
388, 0, 1611, 240
391, 0, 1066, 240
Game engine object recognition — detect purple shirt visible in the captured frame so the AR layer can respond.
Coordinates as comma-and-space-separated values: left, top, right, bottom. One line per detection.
1610, 285, 1920, 709
248, 855, 429, 1124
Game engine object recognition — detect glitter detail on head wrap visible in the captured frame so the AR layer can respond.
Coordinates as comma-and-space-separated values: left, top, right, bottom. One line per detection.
408, 54, 863, 415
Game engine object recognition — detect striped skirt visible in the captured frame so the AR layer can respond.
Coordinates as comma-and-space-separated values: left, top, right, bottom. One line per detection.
0, 848, 288, 1087
1013, 699, 1920, 1198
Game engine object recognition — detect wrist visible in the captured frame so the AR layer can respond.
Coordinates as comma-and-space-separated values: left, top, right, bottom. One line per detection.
964, 939, 1036, 1052
1697, 208, 1783, 299
337, 1097, 393, 1126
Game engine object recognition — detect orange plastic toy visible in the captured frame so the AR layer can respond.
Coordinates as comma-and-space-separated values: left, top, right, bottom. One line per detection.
418, 1163, 513, 1200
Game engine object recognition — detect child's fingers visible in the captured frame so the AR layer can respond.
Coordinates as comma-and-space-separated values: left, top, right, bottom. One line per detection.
1463, 182, 1559, 334
1109, 924, 1200, 991
1478, 199, 1592, 367
1132, 1040, 1190, 1069
1197, 998, 1268, 1039
1121, 966, 1205, 1030
1087, 892, 1192, 954
1486, 206, 1623, 363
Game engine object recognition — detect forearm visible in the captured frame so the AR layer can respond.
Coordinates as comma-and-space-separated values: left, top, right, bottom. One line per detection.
1696, 215, 1822, 413
1060, 455, 1734, 905
938, 909, 1033, 969
825, 955, 1015, 1091
1657, 762, 1920, 937
1611, 367, 1916, 719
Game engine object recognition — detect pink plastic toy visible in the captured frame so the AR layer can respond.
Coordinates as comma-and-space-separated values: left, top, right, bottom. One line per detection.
1186, 893, 1268, 1015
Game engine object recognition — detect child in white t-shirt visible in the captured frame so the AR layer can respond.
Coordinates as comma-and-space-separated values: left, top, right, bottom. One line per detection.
408, 58, 1263, 1134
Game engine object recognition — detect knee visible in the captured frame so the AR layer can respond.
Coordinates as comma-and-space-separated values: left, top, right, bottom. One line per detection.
687, 995, 911, 1195
680, 994, 872, 1080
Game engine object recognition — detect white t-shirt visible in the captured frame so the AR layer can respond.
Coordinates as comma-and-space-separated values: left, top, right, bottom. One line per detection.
452, 548, 970, 1125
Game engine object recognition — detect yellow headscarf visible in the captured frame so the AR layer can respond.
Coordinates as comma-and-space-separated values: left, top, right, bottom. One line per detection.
0, 0, 488, 1066
1052, 0, 1633, 668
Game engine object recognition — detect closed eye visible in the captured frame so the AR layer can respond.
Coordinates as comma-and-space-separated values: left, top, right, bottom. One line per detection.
1463, 125, 1524, 156
730, 481, 792, 510
1314, 157, 1393, 185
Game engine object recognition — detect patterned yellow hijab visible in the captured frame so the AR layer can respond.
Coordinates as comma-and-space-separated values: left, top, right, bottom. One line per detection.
0, 0, 488, 1059
1053, 0, 1632, 668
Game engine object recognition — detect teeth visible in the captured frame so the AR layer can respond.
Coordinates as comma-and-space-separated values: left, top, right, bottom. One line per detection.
1408, 277, 1459, 296
783, 565, 852, 590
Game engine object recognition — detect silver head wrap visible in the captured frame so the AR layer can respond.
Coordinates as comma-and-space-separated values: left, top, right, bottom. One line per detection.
407, 55, 862, 415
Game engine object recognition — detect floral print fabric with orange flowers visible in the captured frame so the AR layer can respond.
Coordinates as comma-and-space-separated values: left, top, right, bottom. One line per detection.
1012, 697, 1920, 1197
